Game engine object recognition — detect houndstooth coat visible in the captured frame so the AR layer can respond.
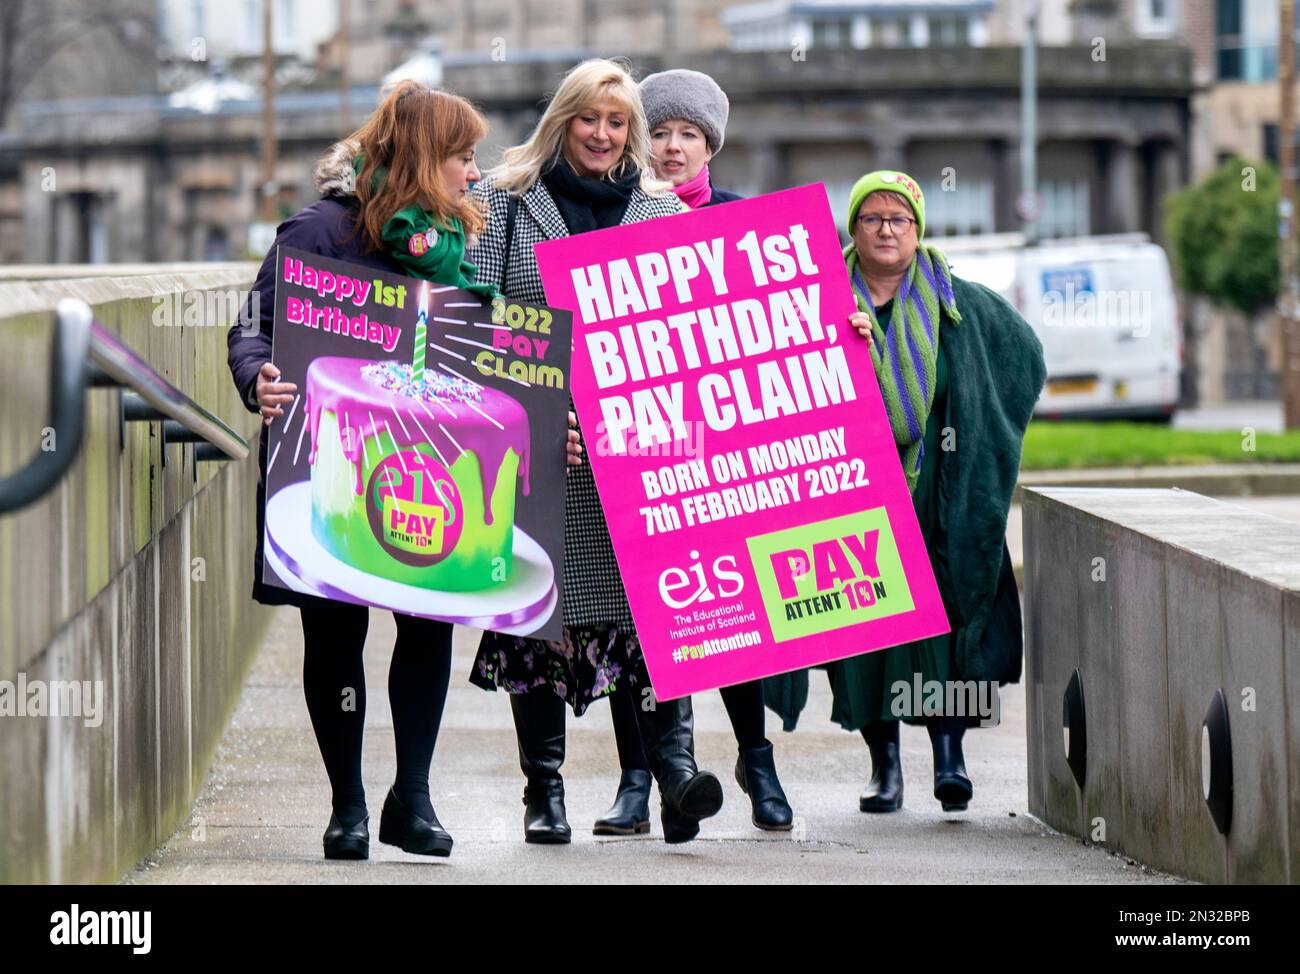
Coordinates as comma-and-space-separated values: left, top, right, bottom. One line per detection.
469, 175, 685, 631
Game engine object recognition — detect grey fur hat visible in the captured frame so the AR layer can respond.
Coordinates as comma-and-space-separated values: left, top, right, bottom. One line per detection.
314, 139, 360, 196
638, 69, 729, 154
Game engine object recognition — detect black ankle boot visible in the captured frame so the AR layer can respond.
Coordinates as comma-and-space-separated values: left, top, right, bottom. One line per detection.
859, 721, 904, 813
378, 787, 453, 856
734, 741, 794, 830
323, 811, 369, 860
593, 769, 652, 835
510, 690, 572, 844
634, 693, 723, 843
928, 716, 973, 811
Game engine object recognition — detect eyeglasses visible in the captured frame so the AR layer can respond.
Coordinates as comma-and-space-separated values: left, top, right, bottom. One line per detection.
856, 214, 916, 233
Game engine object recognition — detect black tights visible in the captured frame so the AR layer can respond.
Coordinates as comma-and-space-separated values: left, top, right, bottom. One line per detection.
607, 678, 767, 771
860, 716, 968, 749
299, 602, 453, 826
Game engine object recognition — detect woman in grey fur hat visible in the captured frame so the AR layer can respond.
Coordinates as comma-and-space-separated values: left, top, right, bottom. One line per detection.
588, 69, 795, 839
640, 68, 742, 209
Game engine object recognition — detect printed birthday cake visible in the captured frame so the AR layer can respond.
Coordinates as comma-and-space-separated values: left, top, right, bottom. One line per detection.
304, 356, 531, 591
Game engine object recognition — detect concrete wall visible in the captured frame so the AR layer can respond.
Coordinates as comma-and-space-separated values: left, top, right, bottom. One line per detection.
0, 264, 270, 883
1022, 487, 1299, 883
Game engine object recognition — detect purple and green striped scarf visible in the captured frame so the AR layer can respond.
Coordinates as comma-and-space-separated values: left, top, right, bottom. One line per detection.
844, 243, 961, 494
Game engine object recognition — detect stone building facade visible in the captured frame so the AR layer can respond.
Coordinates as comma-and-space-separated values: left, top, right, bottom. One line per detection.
3, 43, 1191, 267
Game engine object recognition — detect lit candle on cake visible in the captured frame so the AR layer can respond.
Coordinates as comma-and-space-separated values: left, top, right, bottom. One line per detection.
412, 280, 429, 387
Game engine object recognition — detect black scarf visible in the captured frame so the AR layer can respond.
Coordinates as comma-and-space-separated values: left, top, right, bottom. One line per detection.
541, 153, 639, 234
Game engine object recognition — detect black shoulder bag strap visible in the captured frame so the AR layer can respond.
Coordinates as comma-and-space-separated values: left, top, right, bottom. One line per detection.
500, 195, 518, 294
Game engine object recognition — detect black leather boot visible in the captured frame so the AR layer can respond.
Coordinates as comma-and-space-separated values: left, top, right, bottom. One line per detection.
378, 787, 453, 856
593, 769, 652, 835
928, 716, 973, 811
510, 690, 572, 844
734, 741, 794, 830
859, 721, 904, 813
323, 811, 369, 860
634, 693, 723, 843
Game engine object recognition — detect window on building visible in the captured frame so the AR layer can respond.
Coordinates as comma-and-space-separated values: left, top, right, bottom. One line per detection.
61, 192, 109, 264
919, 178, 994, 236
1263, 122, 1279, 165
204, 226, 231, 262
1217, 0, 1292, 81
1038, 180, 1091, 239
279, 0, 295, 38
872, 17, 911, 47
1137, 0, 1176, 36
812, 17, 852, 47
824, 180, 857, 238
928, 16, 968, 46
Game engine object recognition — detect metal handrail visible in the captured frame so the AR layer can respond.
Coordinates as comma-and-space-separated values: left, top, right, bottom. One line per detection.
87, 310, 249, 461
0, 300, 92, 513
0, 297, 249, 515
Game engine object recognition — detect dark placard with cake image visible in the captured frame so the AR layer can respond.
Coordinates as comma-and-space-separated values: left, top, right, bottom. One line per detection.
261, 246, 572, 640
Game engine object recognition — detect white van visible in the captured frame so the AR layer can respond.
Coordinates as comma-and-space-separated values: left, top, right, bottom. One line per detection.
935, 233, 1183, 420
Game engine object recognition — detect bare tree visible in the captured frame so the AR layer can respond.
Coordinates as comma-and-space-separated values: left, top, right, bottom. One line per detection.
0, 0, 158, 129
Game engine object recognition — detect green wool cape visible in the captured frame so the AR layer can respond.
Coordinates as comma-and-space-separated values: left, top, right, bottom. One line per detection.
764, 275, 1047, 730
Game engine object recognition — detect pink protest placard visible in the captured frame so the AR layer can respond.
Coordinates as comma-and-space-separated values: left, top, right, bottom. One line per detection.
535, 183, 948, 700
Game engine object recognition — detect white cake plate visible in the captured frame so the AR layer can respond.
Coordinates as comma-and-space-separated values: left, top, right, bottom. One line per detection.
264, 480, 558, 636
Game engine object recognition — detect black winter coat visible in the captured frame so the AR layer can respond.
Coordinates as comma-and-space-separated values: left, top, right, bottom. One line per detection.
226, 195, 405, 607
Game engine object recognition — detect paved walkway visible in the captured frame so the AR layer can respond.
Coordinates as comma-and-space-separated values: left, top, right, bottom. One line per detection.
122, 606, 1186, 884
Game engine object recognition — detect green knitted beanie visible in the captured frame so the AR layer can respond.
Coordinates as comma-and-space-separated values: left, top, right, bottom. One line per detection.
847, 170, 926, 239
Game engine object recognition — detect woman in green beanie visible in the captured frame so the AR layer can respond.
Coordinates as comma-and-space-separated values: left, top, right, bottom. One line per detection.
771, 170, 1045, 814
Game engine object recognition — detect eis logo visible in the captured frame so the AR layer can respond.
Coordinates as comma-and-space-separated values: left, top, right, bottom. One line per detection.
365, 451, 463, 566
658, 549, 744, 610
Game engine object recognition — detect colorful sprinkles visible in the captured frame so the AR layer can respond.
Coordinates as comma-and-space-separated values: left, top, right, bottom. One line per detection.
360, 361, 483, 404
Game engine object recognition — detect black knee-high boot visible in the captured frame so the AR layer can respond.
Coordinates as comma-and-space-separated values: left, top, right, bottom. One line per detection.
859, 720, 904, 813
510, 689, 571, 844
632, 689, 724, 844
928, 715, 972, 811
593, 685, 652, 835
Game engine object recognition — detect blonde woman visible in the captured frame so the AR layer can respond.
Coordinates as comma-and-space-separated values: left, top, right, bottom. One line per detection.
468, 58, 726, 845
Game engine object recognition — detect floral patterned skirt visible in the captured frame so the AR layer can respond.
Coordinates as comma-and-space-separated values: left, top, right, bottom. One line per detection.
471, 624, 641, 716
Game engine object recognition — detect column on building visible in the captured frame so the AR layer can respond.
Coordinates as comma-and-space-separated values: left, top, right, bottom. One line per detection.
748, 141, 787, 195
990, 137, 1019, 234
872, 132, 908, 172
1104, 138, 1141, 234
1147, 139, 1183, 245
